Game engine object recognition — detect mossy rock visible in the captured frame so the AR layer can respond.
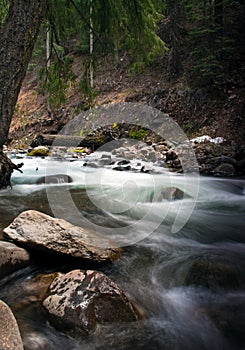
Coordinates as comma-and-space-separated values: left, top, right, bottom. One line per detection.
128, 127, 148, 140
28, 146, 50, 157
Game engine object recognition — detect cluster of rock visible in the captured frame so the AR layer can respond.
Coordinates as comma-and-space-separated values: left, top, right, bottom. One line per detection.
0, 210, 142, 348
193, 142, 245, 176
23, 132, 245, 177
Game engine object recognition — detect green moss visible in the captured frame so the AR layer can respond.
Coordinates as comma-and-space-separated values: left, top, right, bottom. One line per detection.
28, 148, 50, 157
129, 128, 148, 140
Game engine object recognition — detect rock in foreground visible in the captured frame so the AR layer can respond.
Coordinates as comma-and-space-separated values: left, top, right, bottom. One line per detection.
0, 241, 30, 279
43, 269, 142, 332
4, 210, 121, 264
0, 300, 24, 350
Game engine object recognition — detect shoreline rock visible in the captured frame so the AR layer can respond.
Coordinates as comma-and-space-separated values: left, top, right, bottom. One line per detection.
5, 135, 245, 178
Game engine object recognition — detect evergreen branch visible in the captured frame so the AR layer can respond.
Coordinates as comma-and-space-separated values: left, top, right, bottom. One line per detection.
69, 0, 105, 49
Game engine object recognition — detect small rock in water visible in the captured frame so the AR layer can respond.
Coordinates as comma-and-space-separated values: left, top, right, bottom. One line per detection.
43, 269, 142, 333
159, 187, 185, 201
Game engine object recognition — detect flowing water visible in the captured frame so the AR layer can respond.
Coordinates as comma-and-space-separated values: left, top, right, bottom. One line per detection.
0, 156, 245, 350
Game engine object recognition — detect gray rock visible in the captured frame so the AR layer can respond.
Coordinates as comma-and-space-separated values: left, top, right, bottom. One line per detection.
0, 300, 24, 350
213, 163, 236, 176
4, 210, 121, 264
159, 187, 185, 201
43, 269, 142, 332
0, 241, 30, 279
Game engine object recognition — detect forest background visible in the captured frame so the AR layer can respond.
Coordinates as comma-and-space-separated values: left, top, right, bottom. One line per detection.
0, 0, 244, 149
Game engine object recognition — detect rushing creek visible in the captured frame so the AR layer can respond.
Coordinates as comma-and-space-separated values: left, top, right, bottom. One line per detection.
0, 155, 245, 350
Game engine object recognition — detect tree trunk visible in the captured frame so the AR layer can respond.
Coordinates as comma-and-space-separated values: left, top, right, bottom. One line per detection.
166, 0, 183, 78
0, 0, 45, 189
0, 0, 46, 149
0, 151, 23, 189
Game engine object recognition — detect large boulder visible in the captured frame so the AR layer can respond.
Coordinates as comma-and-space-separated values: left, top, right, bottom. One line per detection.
0, 300, 24, 350
4, 210, 121, 264
0, 241, 30, 279
43, 269, 142, 332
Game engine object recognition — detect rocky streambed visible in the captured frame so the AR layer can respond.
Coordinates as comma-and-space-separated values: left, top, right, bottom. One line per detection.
0, 210, 141, 348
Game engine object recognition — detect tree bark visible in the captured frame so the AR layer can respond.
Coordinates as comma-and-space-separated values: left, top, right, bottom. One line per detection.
0, 0, 46, 149
0, 0, 45, 189
0, 151, 23, 189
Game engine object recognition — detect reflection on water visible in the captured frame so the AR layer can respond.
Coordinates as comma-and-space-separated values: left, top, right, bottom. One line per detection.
0, 158, 245, 349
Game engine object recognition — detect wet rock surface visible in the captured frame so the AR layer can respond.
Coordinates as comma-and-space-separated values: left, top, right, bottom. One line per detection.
43, 269, 142, 333
0, 241, 30, 279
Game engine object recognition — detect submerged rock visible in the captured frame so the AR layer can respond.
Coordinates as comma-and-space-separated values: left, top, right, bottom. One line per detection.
185, 259, 239, 292
0, 300, 24, 350
0, 241, 30, 279
43, 269, 142, 333
12, 272, 62, 311
36, 174, 73, 184
4, 210, 121, 264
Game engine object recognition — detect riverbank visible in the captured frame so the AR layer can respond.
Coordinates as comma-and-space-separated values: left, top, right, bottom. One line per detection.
5, 130, 245, 178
